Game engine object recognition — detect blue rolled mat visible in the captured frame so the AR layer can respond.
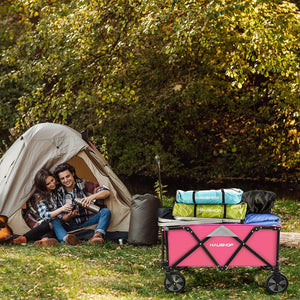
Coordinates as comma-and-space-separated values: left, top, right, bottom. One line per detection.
176, 188, 243, 205
243, 213, 281, 225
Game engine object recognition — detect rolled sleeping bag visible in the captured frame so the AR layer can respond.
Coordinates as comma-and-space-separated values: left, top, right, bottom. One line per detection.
243, 213, 281, 225
128, 194, 160, 245
176, 188, 243, 205
173, 202, 247, 220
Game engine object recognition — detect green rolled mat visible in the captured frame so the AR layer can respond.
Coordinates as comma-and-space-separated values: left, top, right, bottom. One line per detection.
173, 202, 247, 220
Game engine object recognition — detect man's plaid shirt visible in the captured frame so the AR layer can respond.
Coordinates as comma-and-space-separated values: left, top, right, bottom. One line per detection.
56, 178, 109, 224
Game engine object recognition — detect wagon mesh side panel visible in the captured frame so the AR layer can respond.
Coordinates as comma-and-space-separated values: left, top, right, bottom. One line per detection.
165, 225, 279, 268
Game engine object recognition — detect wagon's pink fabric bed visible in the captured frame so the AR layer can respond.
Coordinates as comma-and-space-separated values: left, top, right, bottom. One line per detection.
159, 221, 288, 293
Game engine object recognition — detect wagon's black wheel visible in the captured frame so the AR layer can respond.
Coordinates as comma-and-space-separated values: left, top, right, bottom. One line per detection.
261, 265, 273, 270
164, 271, 186, 293
265, 273, 288, 293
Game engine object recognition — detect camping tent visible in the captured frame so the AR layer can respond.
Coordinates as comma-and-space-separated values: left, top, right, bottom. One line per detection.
0, 122, 132, 235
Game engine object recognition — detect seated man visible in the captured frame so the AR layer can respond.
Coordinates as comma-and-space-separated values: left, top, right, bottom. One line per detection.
53, 162, 111, 245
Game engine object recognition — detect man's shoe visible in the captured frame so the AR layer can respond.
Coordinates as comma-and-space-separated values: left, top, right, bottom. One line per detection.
34, 237, 58, 247
64, 234, 81, 246
13, 236, 27, 245
89, 232, 104, 245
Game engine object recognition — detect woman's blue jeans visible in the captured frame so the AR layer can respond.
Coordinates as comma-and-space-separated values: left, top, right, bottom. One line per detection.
51, 208, 111, 243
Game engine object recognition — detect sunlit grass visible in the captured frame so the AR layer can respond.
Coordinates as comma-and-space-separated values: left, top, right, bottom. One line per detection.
0, 198, 299, 299
272, 199, 300, 232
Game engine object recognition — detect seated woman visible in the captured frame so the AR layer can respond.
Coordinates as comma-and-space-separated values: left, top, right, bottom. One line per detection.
13, 169, 81, 246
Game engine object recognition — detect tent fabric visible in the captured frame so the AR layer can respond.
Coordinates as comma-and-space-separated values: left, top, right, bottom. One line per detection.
0, 123, 132, 235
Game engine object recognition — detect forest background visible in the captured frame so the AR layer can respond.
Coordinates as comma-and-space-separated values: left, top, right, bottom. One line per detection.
0, 0, 299, 190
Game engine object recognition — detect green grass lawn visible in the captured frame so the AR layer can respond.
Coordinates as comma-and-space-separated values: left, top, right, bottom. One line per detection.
0, 199, 299, 299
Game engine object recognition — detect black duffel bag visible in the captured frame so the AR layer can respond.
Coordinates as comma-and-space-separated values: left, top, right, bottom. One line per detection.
241, 190, 276, 214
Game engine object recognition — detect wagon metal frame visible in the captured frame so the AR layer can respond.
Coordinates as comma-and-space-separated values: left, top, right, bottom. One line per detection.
160, 223, 288, 293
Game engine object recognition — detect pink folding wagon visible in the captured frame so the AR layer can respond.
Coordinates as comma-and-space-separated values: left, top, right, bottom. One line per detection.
159, 222, 288, 293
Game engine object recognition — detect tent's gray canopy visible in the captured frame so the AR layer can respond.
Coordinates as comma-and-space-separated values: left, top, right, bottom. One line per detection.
0, 123, 131, 234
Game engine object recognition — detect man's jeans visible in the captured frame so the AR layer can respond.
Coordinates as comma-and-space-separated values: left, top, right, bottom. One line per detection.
51, 208, 111, 243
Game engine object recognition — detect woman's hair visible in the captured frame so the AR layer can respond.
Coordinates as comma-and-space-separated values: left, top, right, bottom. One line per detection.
34, 168, 55, 205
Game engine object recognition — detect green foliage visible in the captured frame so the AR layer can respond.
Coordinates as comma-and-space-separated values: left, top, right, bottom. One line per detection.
154, 180, 168, 204
0, 1, 26, 153
0, 0, 299, 182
